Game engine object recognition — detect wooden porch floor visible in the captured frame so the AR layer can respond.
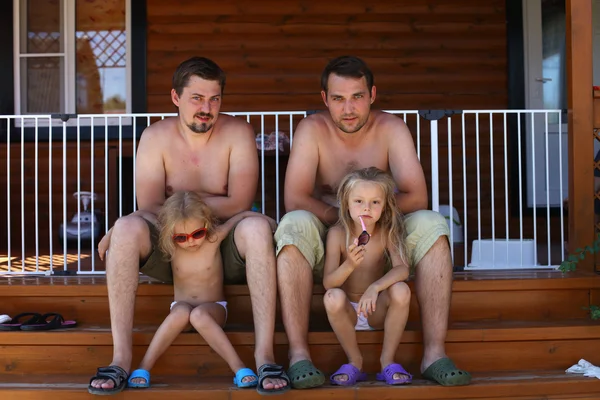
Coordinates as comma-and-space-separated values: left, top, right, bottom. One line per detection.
0, 271, 599, 398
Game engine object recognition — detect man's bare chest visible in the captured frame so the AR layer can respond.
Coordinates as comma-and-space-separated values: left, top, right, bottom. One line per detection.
163, 148, 229, 196
317, 147, 388, 188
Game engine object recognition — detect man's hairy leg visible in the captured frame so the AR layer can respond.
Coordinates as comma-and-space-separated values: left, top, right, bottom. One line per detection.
277, 245, 313, 366
234, 217, 286, 390
414, 237, 453, 373
90, 215, 152, 390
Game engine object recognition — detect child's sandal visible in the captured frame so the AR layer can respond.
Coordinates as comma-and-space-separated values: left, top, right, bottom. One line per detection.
233, 367, 258, 388
127, 369, 151, 388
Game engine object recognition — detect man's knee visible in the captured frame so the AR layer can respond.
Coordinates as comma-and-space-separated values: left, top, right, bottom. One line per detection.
112, 214, 151, 244
406, 210, 450, 268
275, 210, 324, 268
323, 288, 347, 313
235, 216, 273, 248
387, 282, 411, 307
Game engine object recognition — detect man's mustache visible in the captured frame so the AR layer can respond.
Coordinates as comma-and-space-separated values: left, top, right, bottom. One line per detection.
194, 113, 214, 119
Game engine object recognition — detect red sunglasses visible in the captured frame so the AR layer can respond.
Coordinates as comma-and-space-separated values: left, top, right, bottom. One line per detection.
172, 227, 207, 243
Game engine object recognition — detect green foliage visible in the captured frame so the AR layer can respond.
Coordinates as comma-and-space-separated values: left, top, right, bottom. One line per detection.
561, 234, 600, 321
585, 305, 600, 320
559, 233, 600, 272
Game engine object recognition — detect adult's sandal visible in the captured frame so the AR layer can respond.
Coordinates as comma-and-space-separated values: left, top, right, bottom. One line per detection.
88, 365, 129, 395
422, 357, 472, 386
256, 363, 291, 396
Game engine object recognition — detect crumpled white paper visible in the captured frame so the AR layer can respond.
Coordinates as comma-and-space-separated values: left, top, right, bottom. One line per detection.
566, 359, 600, 379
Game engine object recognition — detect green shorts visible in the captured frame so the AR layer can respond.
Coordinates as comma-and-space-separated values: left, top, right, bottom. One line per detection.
139, 219, 246, 284
274, 209, 450, 281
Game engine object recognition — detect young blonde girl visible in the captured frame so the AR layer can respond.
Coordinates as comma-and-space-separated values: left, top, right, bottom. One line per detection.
128, 191, 275, 389
323, 167, 412, 386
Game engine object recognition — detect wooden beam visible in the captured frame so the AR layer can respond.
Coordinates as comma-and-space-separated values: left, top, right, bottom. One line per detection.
566, 0, 595, 272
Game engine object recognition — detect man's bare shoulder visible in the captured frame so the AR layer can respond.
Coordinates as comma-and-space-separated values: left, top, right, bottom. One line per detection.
372, 111, 410, 133
295, 111, 332, 139
140, 117, 179, 143
215, 114, 254, 138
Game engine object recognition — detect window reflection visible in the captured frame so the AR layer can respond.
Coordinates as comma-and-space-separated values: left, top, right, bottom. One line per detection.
541, 0, 566, 123
76, 0, 126, 114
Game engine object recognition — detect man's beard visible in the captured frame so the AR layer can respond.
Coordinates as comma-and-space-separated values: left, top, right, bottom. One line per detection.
187, 113, 214, 133
335, 114, 368, 134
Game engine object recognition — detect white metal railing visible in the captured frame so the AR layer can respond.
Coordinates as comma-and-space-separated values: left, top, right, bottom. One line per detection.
1, 109, 567, 274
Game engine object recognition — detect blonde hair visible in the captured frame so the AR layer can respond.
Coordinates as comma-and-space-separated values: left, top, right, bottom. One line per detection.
157, 191, 218, 260
337, 167, 408, 265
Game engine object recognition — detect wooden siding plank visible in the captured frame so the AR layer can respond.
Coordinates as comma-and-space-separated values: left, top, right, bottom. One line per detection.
566, 0, 595, 271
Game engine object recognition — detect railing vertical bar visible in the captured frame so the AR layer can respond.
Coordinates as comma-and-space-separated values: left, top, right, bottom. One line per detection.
21, 117, 25, 272
119, 116, 123, 218
558, 111, 565, 261
260, 114, 265, 215
91, 117, 95, 272
289, 115, 294, 149
416, 115, 421, 160
6, 118, 11, 271
518, 112, 524, 266
77, 116, 82, 272
34, 117, 39, 272
133, 116, 137, 212
430, 119, 439, 212
503, 112, 510, 264
544, 112, 551, 266
275, 116, 280, 222
475, 113, 482, 263
447, 116, 454, 261
62, 119, 67, 271
531, 113, 538, 266
48, 118, 53, 271
462, 113, 468, 268
104, 116, 109, 236
489, 113, 495, 265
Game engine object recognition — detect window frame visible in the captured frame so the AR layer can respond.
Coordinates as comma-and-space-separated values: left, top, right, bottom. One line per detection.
12, 0, 132, 126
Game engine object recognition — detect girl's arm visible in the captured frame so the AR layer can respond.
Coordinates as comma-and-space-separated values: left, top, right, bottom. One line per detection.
369, 244, 409, 293
323, 226, 364, 290
215, 211, 277, 242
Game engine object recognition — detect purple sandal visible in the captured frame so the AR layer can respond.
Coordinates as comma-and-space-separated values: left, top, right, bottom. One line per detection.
376, 363, 412, 385
330, 363, 368, 386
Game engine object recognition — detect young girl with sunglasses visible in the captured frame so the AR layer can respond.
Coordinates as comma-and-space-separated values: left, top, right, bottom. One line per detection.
128, 191, 275, 389
323, 167, 413, 386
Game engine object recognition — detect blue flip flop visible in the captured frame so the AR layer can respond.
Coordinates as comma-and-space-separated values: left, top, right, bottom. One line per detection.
233, 367, 258, 388
127, 369, 151, 388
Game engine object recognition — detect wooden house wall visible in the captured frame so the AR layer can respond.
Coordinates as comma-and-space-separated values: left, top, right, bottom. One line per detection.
1, 0, 566, 264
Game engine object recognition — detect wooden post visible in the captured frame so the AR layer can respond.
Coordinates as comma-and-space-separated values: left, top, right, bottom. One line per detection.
566, 0, 595, 272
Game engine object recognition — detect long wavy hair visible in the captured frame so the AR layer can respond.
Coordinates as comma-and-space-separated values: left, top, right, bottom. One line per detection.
158, 191, 218, 260
336, 167, 407, 265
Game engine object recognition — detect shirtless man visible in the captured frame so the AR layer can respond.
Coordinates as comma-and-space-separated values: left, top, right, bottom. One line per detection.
88, 57, 289, 395
274, 55, 471, 387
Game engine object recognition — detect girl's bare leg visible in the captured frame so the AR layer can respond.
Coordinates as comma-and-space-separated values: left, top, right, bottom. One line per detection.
323, 288, 361, 383
190, 303, 256, 384
368, 282, 411, 380
130, 302, 193, 385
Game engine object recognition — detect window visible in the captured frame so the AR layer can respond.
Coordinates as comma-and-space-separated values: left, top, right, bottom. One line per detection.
13, 0, 131, 120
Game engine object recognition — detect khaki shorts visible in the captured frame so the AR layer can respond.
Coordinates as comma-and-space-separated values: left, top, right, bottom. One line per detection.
139, 219, 246, 284
274, 209, 450, 281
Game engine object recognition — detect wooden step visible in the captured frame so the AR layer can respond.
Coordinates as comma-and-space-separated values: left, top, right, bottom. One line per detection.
1, 371, 600, 399
1, 271, 599, 326
1, 320, 599, 377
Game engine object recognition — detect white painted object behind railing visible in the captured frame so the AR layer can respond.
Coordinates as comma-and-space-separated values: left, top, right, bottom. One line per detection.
1, 110, 567, 274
